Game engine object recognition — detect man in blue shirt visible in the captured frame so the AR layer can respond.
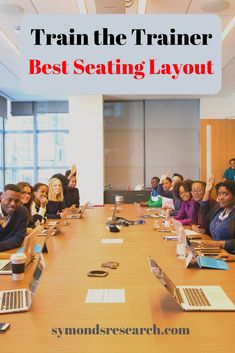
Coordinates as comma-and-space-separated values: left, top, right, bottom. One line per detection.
223, 158, 235, 181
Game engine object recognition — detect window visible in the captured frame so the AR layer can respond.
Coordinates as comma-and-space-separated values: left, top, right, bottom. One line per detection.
0, 105, 69, 190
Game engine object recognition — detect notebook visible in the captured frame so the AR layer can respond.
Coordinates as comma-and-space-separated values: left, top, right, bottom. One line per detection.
0, 226, 42, 275
66, 202, 89, 219
134, 202, 158, 219
0, 254, 45, 314
148, 255, 235, 311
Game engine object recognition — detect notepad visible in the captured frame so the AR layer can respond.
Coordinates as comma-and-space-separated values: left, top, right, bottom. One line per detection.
85, 289, 125, 303
197, 256, 229, 270
101, 239, 123, 244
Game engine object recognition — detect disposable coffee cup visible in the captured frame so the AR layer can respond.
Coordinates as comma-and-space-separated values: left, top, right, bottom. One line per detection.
115, 195, 124, 205
10, 253, 27, 281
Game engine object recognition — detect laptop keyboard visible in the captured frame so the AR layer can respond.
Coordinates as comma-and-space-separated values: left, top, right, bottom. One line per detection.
175, 288, 184, 304
1, 262, 12, 271
1, 290, 28, 311
190, 241, 201, 248
183, 288, 211, 306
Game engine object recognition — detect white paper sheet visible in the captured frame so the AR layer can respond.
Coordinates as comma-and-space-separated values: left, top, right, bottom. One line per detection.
85, 289, 125, 303
101, 239, 123, 244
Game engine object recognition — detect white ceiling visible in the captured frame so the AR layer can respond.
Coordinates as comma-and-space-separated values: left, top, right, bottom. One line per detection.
0, 0, 235, 100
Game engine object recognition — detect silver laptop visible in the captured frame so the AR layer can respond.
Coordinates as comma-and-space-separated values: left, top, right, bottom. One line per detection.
66, 202, 89, 219
48, 212, 67, 235
0, 254, 45, 314
134, 202, 158, 219
148, 255, 235, 311
37, 225, 55, 253
171, 218, 220, 253
0, 226, 42, 275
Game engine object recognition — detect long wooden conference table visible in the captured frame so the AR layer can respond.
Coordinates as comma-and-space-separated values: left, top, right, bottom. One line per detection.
1, 205, 235, 353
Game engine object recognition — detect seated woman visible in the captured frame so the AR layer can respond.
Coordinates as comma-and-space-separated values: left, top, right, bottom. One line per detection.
64, 169, 80, 208
32, 183, 49, 224
157, 175, 173, 198
140, 176, 162, 208
173, 179, 196, 225
190, 178, 216, 233
46, 178, 64, 219
200, 181, 235, 252
17, 182, 35, 229
171, 173, 184, 213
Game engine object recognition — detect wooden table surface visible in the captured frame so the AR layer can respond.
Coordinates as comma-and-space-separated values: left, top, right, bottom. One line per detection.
1, 205, 235, 353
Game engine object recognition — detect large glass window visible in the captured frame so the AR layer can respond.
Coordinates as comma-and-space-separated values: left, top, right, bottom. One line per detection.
38, 132, 69, 167
4, 115, 34, 131
0, 109, 69, 189
5, 134, 34, 167
5, 169, 34, 186
37, 113, 68, 130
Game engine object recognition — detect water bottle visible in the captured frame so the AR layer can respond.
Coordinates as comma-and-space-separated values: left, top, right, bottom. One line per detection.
164, 209, 170, 228
176, 227, 186, 259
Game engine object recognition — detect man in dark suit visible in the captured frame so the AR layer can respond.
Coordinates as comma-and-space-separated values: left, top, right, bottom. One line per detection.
0, 184, 28, 251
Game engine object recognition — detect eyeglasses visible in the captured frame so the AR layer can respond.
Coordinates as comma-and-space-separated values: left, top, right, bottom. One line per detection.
21, 191, 32, 196
191, 189, 203, 194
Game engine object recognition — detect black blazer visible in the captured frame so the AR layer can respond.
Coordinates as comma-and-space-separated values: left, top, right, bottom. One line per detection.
0, 205, 28, 251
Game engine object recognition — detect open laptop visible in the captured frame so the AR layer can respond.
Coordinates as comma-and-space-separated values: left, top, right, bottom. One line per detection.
148, 255, 235, 311
47, 212, 67, 235
66, 202, 89, 219
185, 244, 228, 270
0, 226, 42, 275
171, 218, 221, 253
0, 254, 45, 314
36, 225, 55, 253
134, 202, 158, 219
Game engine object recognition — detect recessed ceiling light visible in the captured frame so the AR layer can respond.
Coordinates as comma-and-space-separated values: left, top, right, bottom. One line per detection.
202, 0, 230, 12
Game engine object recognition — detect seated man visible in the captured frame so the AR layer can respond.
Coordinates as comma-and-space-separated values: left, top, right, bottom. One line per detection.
140, 176, 162, 208
0, 184, 28, 251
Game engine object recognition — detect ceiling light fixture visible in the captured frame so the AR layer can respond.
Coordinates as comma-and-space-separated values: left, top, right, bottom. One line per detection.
76, 0, 88, 14
222, 16, 235, 40
201, 0, 230, 12
125, 0, 134, 8
0, 4, 24, 16
0, 27, 20, 56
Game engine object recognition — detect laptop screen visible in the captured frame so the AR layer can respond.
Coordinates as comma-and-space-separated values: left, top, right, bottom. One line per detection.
29, 255, 45, 295
149, 256, 176, 296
